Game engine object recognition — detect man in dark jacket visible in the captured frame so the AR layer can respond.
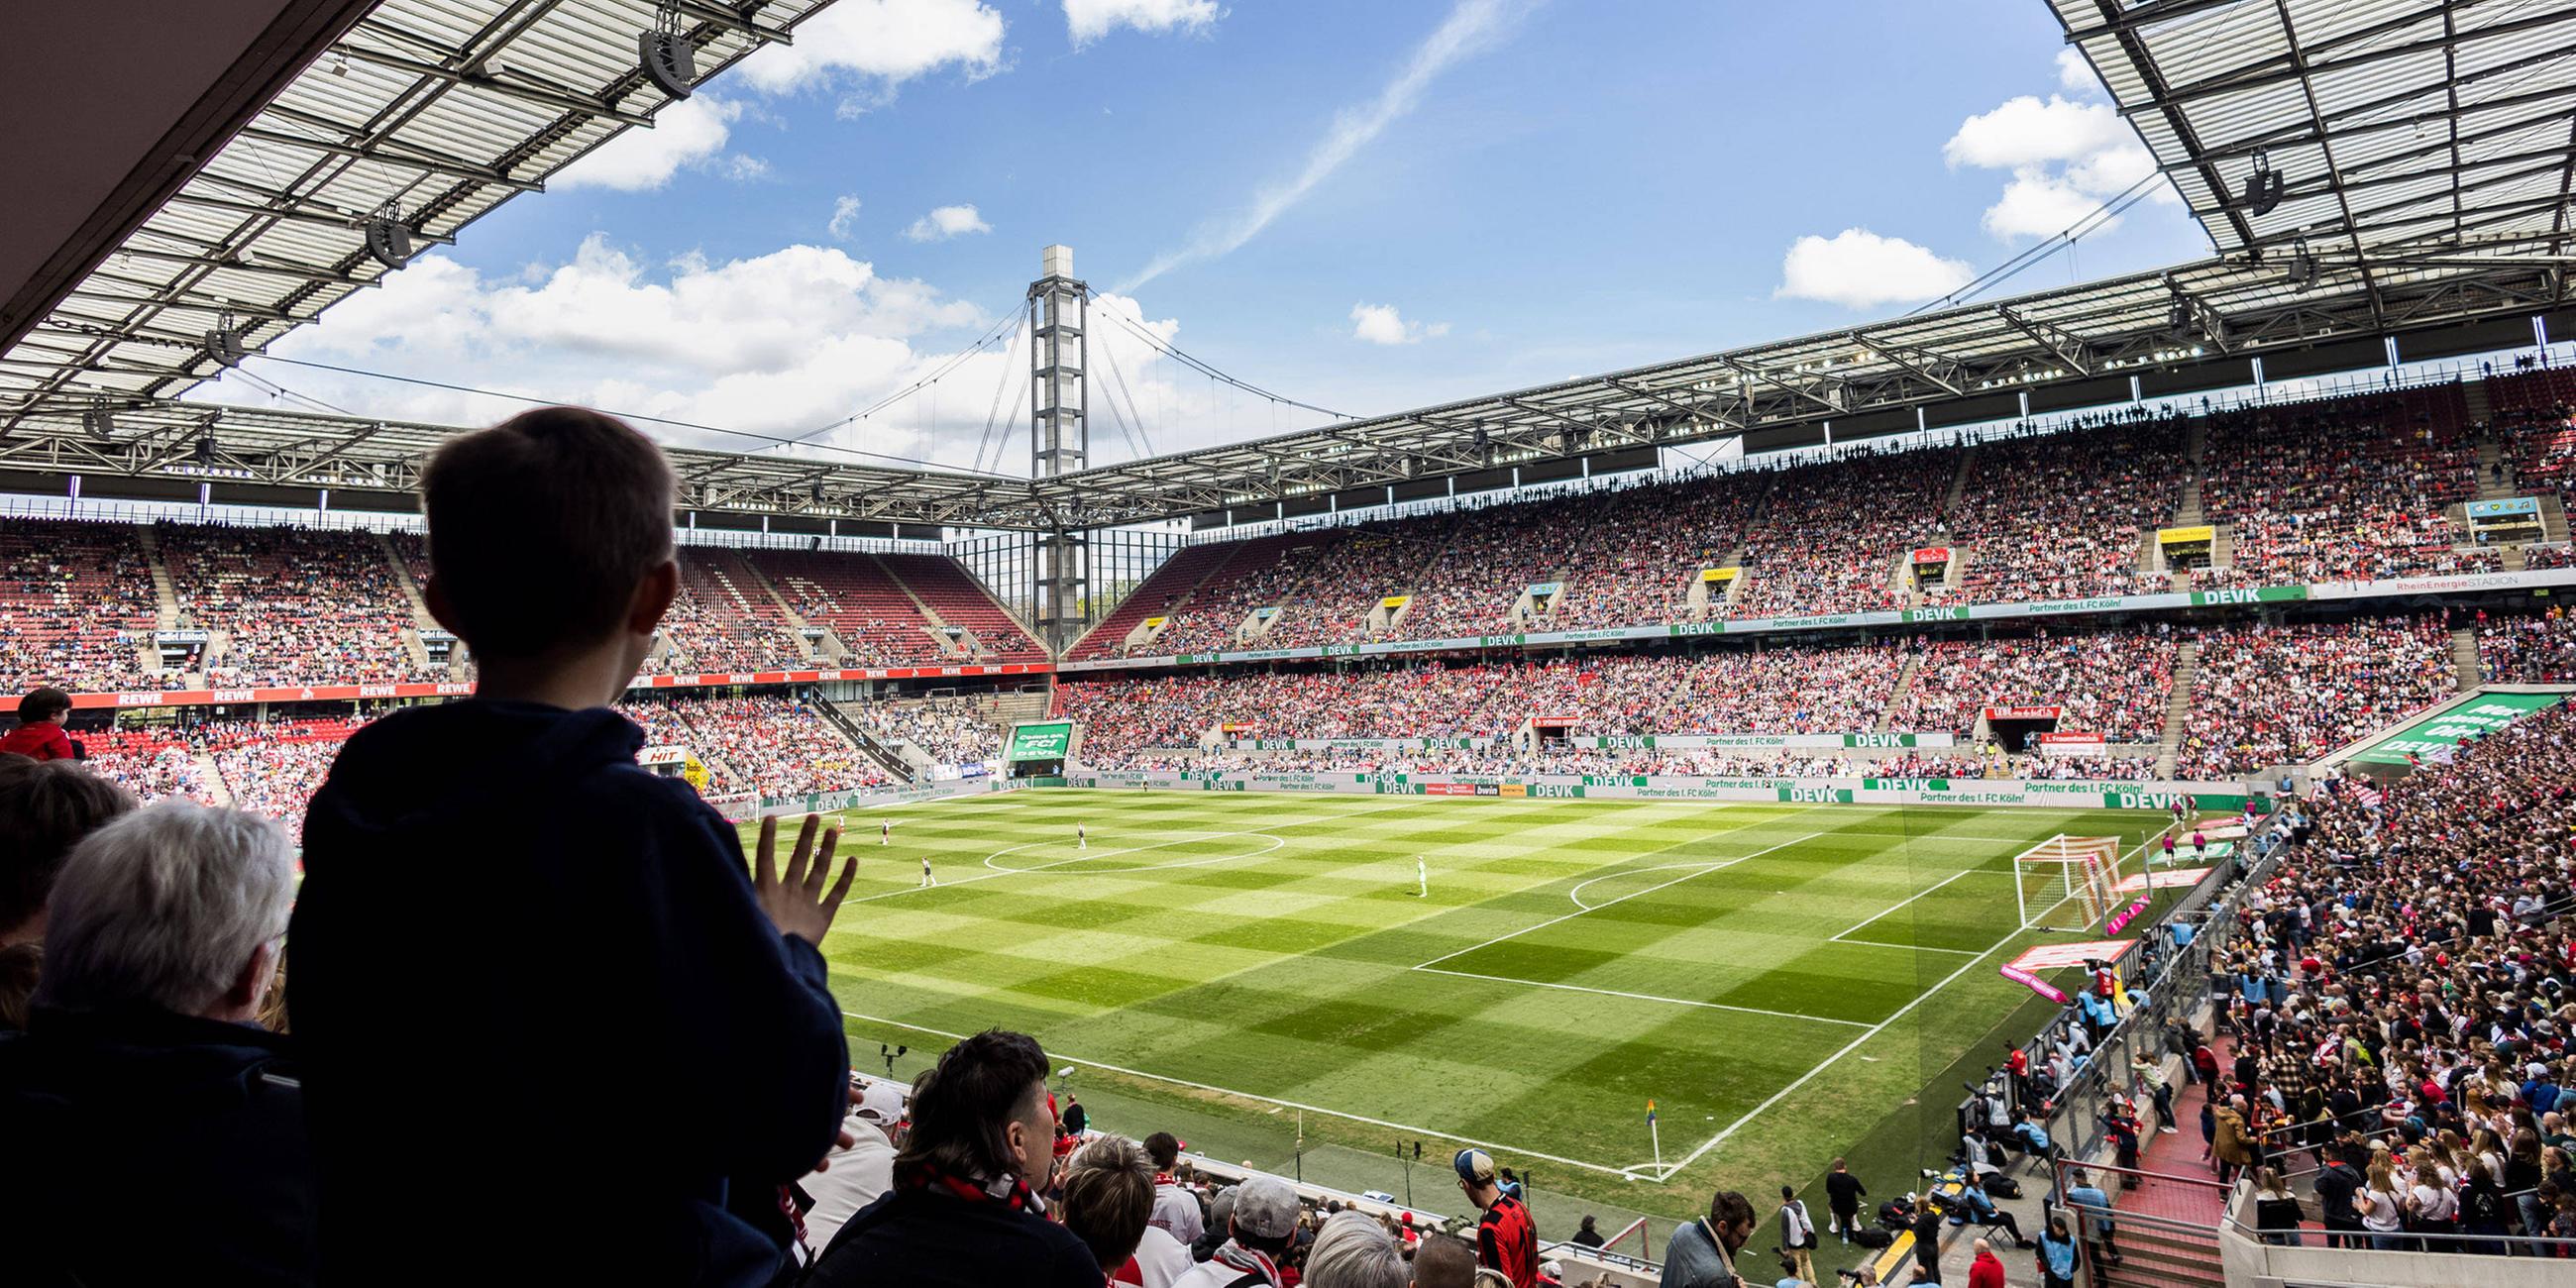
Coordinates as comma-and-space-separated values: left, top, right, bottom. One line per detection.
1825, 1157, 1868, 1243
0, 800, 311, 1284
2311, 1145, 2365, 1248
289, 409, 856, 1286
807, 1029, 1101, 1288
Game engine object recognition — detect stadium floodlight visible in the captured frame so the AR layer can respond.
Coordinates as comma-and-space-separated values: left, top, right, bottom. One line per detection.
194, 433, 216, 466
364, 204, 413, 271
81, 398, 114, 441
2242, 150, 2286, 217
639, 3, 697, 99
205, 313, 247, 368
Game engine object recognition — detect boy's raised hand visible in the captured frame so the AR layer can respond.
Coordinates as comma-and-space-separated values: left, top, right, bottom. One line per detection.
754, 813, 856, 945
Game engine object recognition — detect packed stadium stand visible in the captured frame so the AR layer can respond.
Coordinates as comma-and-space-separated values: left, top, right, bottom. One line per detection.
2477, 609, 2576, 684
1934, 414, 2187, 602
2175, 615, 2456, 778
1731, 445, 1960, 618
159, 524, 438, 687
1068, 538, 1240, 659
0, 517, 163, 694
1891, 628, 2177, 741
2196, 389, 2493, 588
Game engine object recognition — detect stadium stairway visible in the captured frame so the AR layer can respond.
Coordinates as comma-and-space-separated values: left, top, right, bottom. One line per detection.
2155, 641, 2200, 779
2474, 435, 2514, 502
135, 523, 182, 630
2463, 376, 2494, 432
738, 560, 832, 663
375, 532, 442, 672
819, 699, 919, 782
1876, 650, 1927, 733
1942, 444, 1976, 516
2451, 625, 2484, 690
192, 751, 235, 806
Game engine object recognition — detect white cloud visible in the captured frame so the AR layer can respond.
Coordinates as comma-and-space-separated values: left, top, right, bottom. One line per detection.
189, 239, 1273, 470
1066, 0, 1221, 46
2056, 47, 2096, 93
1981, 169, 2107, 241
1774, 229, 1975, 310
1121, 0, 1536, 290
905, 204, 991, 242
1944, 94, 2131, 170
737, 0, 1007, 110
557, 96, 762, 191
1946, 91, 2177, 241
829, 194, 863, 240
1348, 302, 1447, 345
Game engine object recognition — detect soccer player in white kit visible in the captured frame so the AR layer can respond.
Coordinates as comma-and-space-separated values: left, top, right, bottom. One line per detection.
920, 854, 933, 888
1077, 822, 1087, 850
1417, 856, 1427, 898
880, 819, 891, 845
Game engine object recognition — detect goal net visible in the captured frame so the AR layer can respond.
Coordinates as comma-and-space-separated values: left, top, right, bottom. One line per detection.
2014, 834, 2122, 930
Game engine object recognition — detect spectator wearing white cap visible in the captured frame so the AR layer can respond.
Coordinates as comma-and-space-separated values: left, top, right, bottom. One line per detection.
1168, 1174, 1299, 1288
1456, 1148, 1537, 1288
802, 1077, 907, 1249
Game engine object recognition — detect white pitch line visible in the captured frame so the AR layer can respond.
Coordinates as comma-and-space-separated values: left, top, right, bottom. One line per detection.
1643, 922, 2024, 1181
1833, 938, 1980, 956
837, 1009, 1640, 1179
1414, 829, 1829, 971
1412, 966, 1872, 1028
1828, 866, 2009, 943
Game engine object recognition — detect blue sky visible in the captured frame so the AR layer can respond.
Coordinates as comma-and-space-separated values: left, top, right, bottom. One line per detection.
213, 0, 2219, 471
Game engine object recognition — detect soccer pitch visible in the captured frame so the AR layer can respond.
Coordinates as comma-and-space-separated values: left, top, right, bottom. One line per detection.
770, 790, 2167, 1213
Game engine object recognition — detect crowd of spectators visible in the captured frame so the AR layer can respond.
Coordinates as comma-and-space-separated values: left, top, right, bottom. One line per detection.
2178, 616, 2455, 778
658, 549, 805, 675
2197, 391, 2495, 588
160, 524, 441, 687
2184, 698, 2576, 1254
622, 695, 891, 799
840, 698, 1001, 770
0, 518, 168, 693
1893, 628, 2178, 742
2478, 609, 2576, 684
1937, 413, 2186, 603
1261, 518, 1461, 650
1731, 446, 1961, 619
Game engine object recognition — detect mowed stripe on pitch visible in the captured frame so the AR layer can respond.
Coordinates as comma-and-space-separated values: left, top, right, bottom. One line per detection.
799, 791, 2161, 1172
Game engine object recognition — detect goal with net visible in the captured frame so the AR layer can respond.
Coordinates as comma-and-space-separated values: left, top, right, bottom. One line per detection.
2014, 834, 2123, 930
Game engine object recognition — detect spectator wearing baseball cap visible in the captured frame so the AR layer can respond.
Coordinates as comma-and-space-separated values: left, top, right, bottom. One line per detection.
1455, 1149, 1537, 1288
1168, 1174, 1299, 1288
801, 1077, 908, 1249
1145, 1131, 1207, 1246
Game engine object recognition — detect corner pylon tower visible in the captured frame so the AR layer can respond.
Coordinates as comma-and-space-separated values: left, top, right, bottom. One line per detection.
1029, 244, 1088, 650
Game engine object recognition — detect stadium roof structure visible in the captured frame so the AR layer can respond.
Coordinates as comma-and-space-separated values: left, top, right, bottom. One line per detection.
2056, 0, 2576, 263
0, 0, 2572, 534
0, 0, 821, 419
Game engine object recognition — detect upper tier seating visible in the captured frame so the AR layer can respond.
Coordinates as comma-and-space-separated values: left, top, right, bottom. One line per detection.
158, 524, 436, 686
0, 517, 163, 693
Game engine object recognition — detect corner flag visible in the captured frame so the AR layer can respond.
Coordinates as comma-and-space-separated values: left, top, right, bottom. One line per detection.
1646, 1100, 1656, 1124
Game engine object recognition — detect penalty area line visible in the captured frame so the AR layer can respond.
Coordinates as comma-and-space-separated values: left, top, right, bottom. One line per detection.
836, 1009, 1639, 1180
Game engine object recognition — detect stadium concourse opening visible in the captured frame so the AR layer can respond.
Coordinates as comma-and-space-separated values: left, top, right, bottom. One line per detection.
9, 1, 2576, 1285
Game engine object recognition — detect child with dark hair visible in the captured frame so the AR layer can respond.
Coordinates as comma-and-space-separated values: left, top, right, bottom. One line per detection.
291, 407, 858, 1286
0, 689, 77, 762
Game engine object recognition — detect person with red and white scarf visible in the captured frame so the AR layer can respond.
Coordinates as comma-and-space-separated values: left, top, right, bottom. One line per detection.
806, 1029, 1099, 1288
1167, 1175, 1299, 1288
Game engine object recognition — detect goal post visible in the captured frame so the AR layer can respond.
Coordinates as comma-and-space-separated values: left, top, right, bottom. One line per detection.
2014, 834, 2122, 930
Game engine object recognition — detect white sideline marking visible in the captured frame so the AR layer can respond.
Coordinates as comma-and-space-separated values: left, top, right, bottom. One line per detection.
837, 1009, 1640, 1180
1828, 866, 2008, 943
1833, 938, 1980, 956
1412, 965, 1871, 1027
1640, 922, 2026, 1181
1415, 829, 1828, 970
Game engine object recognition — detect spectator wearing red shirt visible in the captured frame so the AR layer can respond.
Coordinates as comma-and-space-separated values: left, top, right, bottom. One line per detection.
1968, 1236, 2007, 1288
1455, 1149, 1536, 1288
0, 690, 76, 762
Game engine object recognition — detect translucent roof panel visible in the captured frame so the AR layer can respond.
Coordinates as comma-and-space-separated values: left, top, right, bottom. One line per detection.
0, 0, 828, 421
2056, 0, 2576, 257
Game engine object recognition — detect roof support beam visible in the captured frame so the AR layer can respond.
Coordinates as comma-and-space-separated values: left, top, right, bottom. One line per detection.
1722, 359, 1845, 413
238, 124, 543, 193
333, 43, 658, 128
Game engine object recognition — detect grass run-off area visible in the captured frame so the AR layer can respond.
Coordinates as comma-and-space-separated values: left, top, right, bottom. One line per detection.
762, 789, 2168, 1233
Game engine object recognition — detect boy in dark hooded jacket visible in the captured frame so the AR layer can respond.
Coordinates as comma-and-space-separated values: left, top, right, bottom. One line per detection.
290, 407, 857, 1286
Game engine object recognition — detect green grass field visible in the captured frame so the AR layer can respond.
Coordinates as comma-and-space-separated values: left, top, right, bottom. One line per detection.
761, 790, 2167, 1229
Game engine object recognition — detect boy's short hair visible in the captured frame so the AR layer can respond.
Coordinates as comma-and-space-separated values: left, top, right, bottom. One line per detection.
1059, 1134, 1155, 1271
16, 689, 70, 725
0, 761, 136, 937
421, 407, 675, 660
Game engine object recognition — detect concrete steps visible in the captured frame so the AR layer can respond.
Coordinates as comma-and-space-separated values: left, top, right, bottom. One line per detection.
2156, 640, 2200, 779
1942, 442, 1977, 516
2451, 625, 2484, 690
1877, 649, 1925, 734
2475, 435, 2514, 500
193, 751, 234, 806
2464, 375, 2495, 428
135, 524, 181, 629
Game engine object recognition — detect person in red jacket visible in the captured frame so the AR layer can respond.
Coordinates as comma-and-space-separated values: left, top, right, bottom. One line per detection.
1967, 1235, 2007, 1288
0, 690, 76, 762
